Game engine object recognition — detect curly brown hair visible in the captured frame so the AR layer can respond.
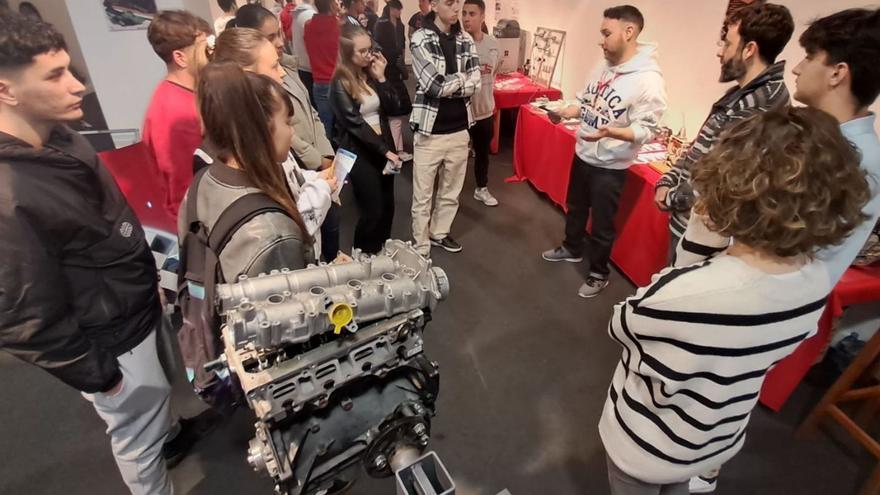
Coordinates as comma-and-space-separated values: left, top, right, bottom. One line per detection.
692, 107, 870, 258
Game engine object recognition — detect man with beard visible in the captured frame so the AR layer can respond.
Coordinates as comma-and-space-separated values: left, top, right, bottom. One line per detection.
653, 3, 794, 263
541, 5, 667, 298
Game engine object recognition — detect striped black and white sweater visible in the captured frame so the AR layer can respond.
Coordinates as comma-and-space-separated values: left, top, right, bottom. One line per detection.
599, 214, 830, 484
655, 62, 789, 238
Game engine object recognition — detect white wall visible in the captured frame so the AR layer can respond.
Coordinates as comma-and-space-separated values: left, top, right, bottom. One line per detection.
503, 0, 880, 136
9, 0, 89, 86
64, 0, 193, 133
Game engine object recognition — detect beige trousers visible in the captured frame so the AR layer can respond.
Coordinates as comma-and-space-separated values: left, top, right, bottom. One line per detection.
411, 130, 470, 255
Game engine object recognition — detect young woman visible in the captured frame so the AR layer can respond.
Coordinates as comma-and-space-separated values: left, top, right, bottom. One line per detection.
229, 4, 344, 264
599, 107, 871, 494
181, 61, 313, 280
372, 0, 413, 161
330, 24, 402, 255
211, 27, 338, 260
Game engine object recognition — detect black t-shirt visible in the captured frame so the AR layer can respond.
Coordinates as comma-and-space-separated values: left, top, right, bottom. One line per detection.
431, 29, 468, 135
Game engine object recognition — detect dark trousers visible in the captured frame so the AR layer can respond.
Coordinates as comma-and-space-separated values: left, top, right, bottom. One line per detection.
468, 116, 494, 188
320, 202, 341, 262
563, 156, 628, 278
350, 159, 395, 254
298, 69, 316, 108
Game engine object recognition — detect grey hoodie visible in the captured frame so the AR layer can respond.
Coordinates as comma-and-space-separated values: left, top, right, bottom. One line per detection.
293, 3, 317, 72
575, 43, 668, 169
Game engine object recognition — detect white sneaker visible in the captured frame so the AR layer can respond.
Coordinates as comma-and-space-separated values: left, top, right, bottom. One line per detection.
688, 475, 717, 493
474, 187, 499, 207
398, 151, 413, 162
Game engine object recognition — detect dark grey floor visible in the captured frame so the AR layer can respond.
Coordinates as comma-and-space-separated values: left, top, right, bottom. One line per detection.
0, 141, 874, 495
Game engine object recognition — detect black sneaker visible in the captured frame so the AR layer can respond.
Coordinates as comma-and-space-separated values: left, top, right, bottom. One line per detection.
430, 236, 463, 253
162, 409, 223, 468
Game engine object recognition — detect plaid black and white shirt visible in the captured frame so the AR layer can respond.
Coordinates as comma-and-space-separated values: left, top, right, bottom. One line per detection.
409, 18, 482, 136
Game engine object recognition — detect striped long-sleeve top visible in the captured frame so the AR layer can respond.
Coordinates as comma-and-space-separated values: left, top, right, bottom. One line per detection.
655, 62, 789, 238
599, 215, 831, 484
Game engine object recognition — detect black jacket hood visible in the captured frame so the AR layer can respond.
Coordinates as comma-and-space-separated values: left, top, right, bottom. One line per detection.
422, 11, 462, 36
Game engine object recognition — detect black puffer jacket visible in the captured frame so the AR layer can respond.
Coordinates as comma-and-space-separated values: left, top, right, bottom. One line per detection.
0, 127, 160, 393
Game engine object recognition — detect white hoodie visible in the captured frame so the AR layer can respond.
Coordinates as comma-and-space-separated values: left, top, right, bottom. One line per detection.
575, 43, 668, 170
293, 3, 317, 72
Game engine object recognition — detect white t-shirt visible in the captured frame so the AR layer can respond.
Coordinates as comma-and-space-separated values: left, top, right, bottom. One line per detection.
359, 88, 382, 133
471, 34, 500, 121
214, 14, 234, 36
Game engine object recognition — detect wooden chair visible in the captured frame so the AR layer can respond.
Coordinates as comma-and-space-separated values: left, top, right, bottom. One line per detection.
797, 327, 880, 495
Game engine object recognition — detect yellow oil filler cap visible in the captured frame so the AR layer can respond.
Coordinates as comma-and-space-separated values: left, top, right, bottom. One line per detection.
329, 303, 354, 335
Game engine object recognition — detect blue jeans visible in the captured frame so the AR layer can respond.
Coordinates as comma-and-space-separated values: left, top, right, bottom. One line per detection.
312, 82, 334, 142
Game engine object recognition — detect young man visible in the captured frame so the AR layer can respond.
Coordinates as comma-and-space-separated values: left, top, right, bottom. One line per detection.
214, 0, 237, 35
410, 0, 481, 256
462, 0, 500, 207
408, 0, 431, 39
304, 0, 341, 139
292, 0, 318, 101
0, 12, 182, 494
541, 5, 667, 298
342, 0, 365, 27
654, 3, 793, 262
143, 10, 211, 219
682, 9, 880, 494
364, 0, 379, 32
280, 0, 296, 52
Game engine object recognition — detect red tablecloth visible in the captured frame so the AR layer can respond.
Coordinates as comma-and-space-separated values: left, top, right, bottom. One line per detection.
510, 104, 670, 287
491, 73, 564, 154
760, 264, 880, 411
493, 72, 563, 110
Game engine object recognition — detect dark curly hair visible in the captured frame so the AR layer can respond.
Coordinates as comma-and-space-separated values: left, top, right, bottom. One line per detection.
692, 107, 870, 258
0, 11, 66, 70
800, 8, 880, 109
726, 3, 794, 65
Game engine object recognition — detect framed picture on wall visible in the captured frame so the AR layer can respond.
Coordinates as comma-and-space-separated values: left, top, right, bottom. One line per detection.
103, 0, 158, 31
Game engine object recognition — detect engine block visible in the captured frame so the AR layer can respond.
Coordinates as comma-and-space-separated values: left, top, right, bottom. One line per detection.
218, 240, 449, 350
214, 240, 449, 494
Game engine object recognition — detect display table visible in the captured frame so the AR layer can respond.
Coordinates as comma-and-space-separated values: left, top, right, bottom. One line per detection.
491, 72, 563, 154
509, 104, 670, 287
760, 264, 880, 411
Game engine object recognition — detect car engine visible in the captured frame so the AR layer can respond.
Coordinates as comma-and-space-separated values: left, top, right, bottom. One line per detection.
208, 240, 451, 495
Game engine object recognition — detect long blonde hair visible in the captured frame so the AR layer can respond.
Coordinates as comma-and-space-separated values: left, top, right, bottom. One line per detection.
333, 24, 372, 102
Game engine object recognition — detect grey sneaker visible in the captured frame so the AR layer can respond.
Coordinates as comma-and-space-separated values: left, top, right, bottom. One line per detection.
577, 276, 609, 298
542, 246, 583, 263
431, 236, 462, 253
474, 187, 499, 207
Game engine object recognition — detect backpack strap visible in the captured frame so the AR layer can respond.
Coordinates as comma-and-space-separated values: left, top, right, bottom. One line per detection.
202, 191, 293, 318
177, 166, 212, 293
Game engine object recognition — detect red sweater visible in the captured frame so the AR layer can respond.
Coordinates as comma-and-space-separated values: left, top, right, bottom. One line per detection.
304, 14, 341, 84
142, 80, 202, 219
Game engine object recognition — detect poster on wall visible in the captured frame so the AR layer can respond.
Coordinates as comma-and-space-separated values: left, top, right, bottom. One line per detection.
495, 0, 519, 21
103, 0, 158, 31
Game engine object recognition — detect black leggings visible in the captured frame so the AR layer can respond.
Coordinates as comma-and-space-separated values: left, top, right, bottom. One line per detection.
349, 160, 395, 254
